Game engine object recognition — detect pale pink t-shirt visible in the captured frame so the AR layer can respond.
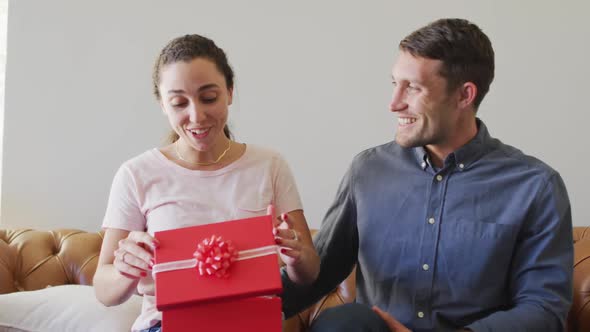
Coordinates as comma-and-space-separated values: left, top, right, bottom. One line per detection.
102, 144, 303, 331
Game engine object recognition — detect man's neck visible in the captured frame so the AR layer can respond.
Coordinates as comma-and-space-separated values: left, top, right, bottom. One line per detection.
426, 118, 478, 168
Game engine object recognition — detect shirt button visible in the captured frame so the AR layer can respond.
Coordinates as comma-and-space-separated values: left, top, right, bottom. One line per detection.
417, 311, 425, 318
421, 162, 426, 168
428, 217, 435, 224
422, 264, 429, 271
436, 175, 443, 181
459, 163, 465, 169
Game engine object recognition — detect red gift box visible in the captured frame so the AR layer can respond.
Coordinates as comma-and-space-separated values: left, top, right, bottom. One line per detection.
153, 215, 283, 332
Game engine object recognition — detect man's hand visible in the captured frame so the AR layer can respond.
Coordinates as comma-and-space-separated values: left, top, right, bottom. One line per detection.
371, 306, 411, 332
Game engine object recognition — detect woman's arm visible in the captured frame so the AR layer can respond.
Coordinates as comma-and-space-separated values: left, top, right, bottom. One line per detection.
274, 209, 320, 285
93, 228, 157, 306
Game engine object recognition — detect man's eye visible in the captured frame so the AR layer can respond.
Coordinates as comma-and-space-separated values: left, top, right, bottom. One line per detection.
202, 97, 217, 104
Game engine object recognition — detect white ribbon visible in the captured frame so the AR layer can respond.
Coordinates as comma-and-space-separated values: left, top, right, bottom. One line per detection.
152, 245, 278, 277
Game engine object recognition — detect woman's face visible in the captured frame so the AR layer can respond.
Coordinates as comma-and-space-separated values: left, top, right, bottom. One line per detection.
158, 57, 233, 152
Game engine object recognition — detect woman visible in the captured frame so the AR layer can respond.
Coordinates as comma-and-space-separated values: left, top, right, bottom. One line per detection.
93, 34, 320, 332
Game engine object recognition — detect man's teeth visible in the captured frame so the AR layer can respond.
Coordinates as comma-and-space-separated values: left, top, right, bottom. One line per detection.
398, 118, 416, 125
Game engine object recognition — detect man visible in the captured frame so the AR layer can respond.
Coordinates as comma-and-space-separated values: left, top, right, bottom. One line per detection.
281, 18, 573, 332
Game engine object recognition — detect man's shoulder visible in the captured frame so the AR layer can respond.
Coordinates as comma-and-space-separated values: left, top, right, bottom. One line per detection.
348, 140, 416, 175
488, 139, 558, 179
353, 140, 403, 160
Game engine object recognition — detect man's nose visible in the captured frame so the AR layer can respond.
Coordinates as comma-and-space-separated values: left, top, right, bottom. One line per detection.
389, 87, 408, 113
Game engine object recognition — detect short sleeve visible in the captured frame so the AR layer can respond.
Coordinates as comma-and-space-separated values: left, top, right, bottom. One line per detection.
272, 154, 303, 215
102, 164, 146, 231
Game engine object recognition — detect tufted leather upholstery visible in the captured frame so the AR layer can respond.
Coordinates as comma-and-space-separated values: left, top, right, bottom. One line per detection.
0, 229, 103, 294
569, 227, 590, 332
1, 227, 589, 331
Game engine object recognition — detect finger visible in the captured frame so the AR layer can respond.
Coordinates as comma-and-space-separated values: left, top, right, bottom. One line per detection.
279, 250, 302, 267
118, 239, 154, 268
372, 306, 407, 331
274, 228, 298, 240
128, 231, 159, 251
123, 250, 153, 271
267, 204, 282, 228
114, 258, 149, 279
280, 213, 294, 229
279, 247, 301, 259
267, 204, 275, 216
275, 237, 302, 252
114, 247, 152, 271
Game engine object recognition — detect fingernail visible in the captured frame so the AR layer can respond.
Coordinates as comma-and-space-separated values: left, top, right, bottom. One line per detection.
267, 204, 275, 216
149, 259, 155, 267
152, 241, 159, 249
275, 238, 282, 244
282, 213, 288, 221
140, 271, 147, 277
281, 248, 288, 254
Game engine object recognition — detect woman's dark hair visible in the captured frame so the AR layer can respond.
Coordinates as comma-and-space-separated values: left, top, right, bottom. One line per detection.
153, 34, 234, 142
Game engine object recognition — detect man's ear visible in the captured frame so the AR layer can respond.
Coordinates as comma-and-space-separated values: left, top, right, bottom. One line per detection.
458, 82, 477, 109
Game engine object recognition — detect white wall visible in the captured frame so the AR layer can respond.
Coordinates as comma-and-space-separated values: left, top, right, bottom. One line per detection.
1, 0, 589, 231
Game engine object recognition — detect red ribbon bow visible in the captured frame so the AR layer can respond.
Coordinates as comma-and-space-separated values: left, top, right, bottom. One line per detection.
193, 235, 239, 278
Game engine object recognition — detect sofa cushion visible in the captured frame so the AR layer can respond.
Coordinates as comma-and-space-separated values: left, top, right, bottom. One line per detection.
0, 284, 141, 332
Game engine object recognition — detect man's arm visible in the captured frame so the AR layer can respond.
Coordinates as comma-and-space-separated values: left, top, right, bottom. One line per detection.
281, 164, 360, 318
466, 172, 573, 331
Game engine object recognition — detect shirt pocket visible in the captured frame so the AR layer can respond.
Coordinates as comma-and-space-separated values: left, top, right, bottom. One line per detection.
439, 218, 518, 288
233, 193, 273, 219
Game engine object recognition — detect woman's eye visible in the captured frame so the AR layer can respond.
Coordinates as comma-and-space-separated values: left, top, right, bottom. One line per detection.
201, 97, 217, 104
170, 98, 188, 108
201, 93, 218, 104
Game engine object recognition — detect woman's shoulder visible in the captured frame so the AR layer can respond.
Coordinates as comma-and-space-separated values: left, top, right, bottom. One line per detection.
118, 148, 165, 173
243, 144, 287, 164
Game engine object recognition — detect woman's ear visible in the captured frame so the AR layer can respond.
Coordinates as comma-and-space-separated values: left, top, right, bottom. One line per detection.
228, 87, 233, 106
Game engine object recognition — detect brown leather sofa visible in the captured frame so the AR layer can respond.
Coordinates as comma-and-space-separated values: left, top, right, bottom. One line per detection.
1, 227, 590, 331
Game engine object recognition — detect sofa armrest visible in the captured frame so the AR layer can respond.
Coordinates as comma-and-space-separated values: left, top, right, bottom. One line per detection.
282, 266, 356, 332
569, 226, 590, 332
0, 229, 103, 294
282, 229, 357, 332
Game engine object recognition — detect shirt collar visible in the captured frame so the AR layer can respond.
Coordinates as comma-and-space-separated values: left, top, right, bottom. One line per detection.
411, 118, 494, 171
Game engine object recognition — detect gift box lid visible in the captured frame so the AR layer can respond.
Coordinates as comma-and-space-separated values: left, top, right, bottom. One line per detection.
153, 214, 282, 311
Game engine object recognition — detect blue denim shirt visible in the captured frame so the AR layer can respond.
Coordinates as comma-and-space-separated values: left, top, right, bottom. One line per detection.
282, 119, 573, 332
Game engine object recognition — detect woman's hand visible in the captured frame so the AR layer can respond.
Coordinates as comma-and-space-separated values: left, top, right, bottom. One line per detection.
272, 208, 320, 285
113, 231, 159, 279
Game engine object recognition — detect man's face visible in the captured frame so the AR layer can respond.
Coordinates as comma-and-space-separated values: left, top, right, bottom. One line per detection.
390, 51, 460, 149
